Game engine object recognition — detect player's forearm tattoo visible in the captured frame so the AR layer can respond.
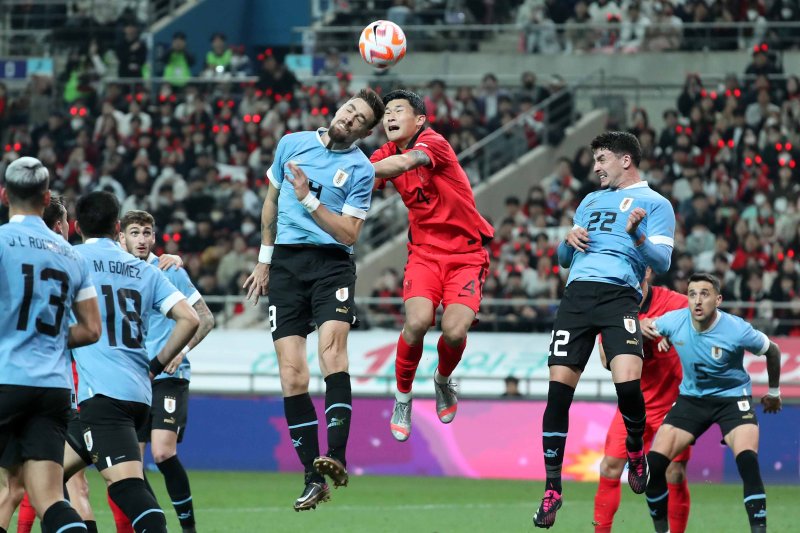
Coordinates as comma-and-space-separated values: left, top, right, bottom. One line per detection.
188, 300, 215, 350
410, 150, 431, 167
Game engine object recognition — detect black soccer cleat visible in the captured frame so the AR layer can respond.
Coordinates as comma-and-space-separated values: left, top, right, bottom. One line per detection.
293, 479, 330, 511
314, 456, 349, 488
533, 489, 563, 529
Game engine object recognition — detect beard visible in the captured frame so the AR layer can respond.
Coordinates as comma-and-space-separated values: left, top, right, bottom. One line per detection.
327, 121, 349, 143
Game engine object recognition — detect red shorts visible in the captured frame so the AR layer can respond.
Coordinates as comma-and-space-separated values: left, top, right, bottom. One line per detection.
604, 405, 692, 462
403, 245, 489, 314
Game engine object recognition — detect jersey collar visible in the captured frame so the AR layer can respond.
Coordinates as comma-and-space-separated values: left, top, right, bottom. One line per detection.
9, 214, 47, 229
316, 128, 357, 153
692, 309, 722, 333
147, 252, 158, 265
84, 237, 123, 249
620, 181, 649, 190
397, 125, 428, 152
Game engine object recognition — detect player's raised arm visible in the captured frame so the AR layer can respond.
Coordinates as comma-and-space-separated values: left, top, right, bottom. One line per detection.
373, 149, 431, 179
286, 161, 365, 247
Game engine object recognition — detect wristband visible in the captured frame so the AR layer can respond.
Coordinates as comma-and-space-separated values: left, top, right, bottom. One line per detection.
300, 193, 321, 213
181, 345, 190, 356
767, 387, 781, 398
149, 357, 166, 377
258, 244, 274, 264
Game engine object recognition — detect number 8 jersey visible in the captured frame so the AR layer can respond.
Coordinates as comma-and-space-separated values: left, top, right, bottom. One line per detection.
0, 215, 96, 389
72, 238, 184, 405
567, 182, 675, 295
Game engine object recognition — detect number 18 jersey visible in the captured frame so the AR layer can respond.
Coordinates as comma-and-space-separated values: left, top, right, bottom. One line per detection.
568, 182, 675, 295
72, 238, 184, 405
0, 215, 96, 389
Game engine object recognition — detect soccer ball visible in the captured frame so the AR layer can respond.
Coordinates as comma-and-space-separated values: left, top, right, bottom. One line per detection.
358, 20, 407, 69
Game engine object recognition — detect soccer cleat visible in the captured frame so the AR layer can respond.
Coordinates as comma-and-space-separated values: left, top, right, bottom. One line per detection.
293, 478, 330, 511
390, 399, 412, 441
434, 377, 458, 423
533, 489, 563, 529
313, 455, 349, 488
627, 449, 649, 494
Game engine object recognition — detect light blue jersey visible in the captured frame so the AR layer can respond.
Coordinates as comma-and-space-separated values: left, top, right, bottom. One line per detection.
561, 182, 675, 295
654, 309, 770, 397
145, 254, 201, 381
266, 129, 375, 253
72, 239, 185, 405
0, 215, 96, 389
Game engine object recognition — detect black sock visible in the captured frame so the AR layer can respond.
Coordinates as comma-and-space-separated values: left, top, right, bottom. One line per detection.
41, 501, 84, 532
157, 455, 195, 529
84, 520, 98, 533
614, 379, 646, 452
645, 451, 671, 525
324, 371, 352, 465
108, 477, 167, 533
284, 393, 322, 481
542, 381, 575, 494
736, 450, 767, 531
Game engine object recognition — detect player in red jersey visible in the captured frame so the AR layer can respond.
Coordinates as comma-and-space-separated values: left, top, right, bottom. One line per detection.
370, 90, 494, 441
593, 268, 692, 533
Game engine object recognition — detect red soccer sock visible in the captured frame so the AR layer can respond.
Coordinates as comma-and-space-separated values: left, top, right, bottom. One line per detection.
668, 480, 691, 533
395, 332, 424, 393
107, 492, 134, 533
593, 476, 621, 533
17, 492, 35, 533
436, 335, 466, 377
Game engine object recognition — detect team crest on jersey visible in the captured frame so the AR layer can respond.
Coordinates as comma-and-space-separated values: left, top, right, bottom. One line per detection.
333, 169, 349, 187
164, 396, 177, 414
83, 430, 93, 451
619, 198, 634, 212
623, 317, 637, 334
335, 287, 349, 302
711, 346, 723, 360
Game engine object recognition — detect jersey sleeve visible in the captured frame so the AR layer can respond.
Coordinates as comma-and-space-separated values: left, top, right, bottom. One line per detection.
74, 255, 97, 303
342, 161, 375, 220
150, 266, 185, 316
410, 130, 445, 170
653, 309, 682, 337
735, 317, 771, 355
645, 197, 676, 247
266, 135, 288, 188
174, 268, 201, 306
369, 143, 394, 163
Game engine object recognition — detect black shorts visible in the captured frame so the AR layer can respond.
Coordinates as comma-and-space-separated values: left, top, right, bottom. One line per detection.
664, 394, 758, 441
0, 385, 71, 468
268, 245, 357, 341
548, 281, 643, 371
77, 395, 149, 471
137, 379, 190, 443
66, 409, 93, 466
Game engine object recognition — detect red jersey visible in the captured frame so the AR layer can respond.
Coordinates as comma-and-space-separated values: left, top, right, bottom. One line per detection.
371, 127, 494, 253
639, 286, 688, 403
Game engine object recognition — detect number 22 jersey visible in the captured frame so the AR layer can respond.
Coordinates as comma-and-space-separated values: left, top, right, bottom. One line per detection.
72, 238, 185, 405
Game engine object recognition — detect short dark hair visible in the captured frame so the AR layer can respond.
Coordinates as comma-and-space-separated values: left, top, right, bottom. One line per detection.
590, 131, 643, 167
76, 191, 120, 238
120, 210, 155, 232
353, 88, 385, 129
688, 272, 721, 294
43, 195, 67, 229
382, 89, 425, 117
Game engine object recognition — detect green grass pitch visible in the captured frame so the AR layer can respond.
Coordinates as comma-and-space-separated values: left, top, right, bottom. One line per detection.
8, 471, 798, 532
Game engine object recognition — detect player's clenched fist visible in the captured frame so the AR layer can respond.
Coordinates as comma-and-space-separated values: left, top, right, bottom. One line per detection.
564, 225, 590, 252
286, 161, 311, 200
626, 207, 647, 237
244, 262, 270, 305
760, 394, 782, 414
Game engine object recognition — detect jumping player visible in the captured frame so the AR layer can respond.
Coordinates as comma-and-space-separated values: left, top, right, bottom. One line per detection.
369, 89, 494, 442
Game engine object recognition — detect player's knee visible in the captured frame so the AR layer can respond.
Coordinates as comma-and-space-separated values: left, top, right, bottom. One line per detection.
9, 479, 25, 507
404, 315, 431, 340
151, 447, 177, 464
665, 462, 687, 484
599, 456, 625, 479
279, 364, 310, 393
440, 321, 468, 346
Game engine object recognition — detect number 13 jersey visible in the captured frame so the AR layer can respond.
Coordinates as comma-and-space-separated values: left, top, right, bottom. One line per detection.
72, 238, 184, 405
567, 182, 675, 295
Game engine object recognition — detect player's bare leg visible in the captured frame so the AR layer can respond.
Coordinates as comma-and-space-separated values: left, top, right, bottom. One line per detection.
391, 297, 434, 441
66, 470, 94, 522
434, 304, 474, 423
275, 335, 329, 510
313, 321, 352, 489
610, 354, 648, 494
0, 467, 25, 530
724, 424, 766, 533
534, 365, 580, 528
645, 424, 693, 533
22, 459, 85, 532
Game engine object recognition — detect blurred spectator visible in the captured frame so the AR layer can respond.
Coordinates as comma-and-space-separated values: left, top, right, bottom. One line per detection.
619, 2, 651, 53
645, 0, 683, 52
516, 71, 550, 106
161, 31, 195, 87
501, 375, 524, 398
117, 21, 146, 81
565, 0, 595, 53
204, 33, 232, 77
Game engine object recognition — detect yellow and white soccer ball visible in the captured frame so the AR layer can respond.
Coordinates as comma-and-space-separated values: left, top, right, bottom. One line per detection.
358, 20, 407, 69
